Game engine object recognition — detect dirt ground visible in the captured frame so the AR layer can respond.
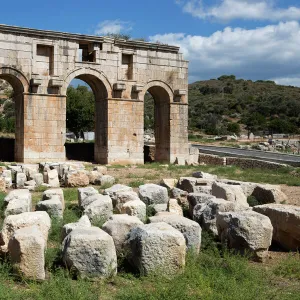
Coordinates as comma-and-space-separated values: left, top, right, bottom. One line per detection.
280, 185, 300, 206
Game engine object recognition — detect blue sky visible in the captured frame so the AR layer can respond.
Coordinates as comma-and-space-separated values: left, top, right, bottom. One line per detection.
2, 0, 300, 85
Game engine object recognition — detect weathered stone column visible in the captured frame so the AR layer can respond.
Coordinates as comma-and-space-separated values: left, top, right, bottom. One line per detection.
20, 93, 66, 162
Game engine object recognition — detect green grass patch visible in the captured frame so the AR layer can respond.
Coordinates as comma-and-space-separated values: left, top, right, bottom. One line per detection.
128, 180, 145, 188
273, 253, 300, 280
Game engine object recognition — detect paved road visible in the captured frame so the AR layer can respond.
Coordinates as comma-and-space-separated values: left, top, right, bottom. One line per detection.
192, 144, 300, 167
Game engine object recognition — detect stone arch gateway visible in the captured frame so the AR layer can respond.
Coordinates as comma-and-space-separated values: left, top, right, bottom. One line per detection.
0, 25, 189, 164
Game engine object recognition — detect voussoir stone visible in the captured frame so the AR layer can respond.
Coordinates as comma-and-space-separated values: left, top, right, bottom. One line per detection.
61, 215, 91, 242
62, 227, 117, 278
1, 211, 51, 252
8, 226, 46, 280
138, 184, 168, 205
121, 199, 147, 222
102, 214, 143, 254
150, 212, 201, 253
253, 204, 300, 250
216, 211, 273, 261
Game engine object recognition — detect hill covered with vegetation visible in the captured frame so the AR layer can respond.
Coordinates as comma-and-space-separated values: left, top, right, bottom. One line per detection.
188, 75, 300, 136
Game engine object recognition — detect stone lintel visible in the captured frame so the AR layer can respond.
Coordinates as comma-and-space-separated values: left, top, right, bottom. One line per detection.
49, 79, 63, 87
113, 83, 126, 91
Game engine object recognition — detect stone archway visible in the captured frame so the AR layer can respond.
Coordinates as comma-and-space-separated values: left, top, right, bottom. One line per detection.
63, 68, 113, 164
0, 67, 30, 162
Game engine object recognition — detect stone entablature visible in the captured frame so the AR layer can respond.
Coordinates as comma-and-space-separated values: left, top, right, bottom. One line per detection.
0, 24, 189, 164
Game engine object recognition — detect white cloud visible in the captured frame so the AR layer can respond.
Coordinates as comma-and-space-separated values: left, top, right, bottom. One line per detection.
94, 20, 132, 35
271, 77, 300, 87
149, 21, 300, 85
178, 0, 300, 22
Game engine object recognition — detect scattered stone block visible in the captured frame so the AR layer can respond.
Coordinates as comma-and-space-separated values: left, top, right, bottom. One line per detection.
8, 226, 46, 280
43, 188, 65, 209
36, 197, 63, 219
252, 185, 287, 204
65, 171, 89, 187
102, 214, 143, 254
99, 175, 115, 186
104, 184, 133, 204
192, 171, 217, 180
62, 227, 117, 278
115, 190, 140, 212
5, 196, 32, 217
4, 189, 31, 205
167, 199, 183, 216
121, 200, 147, 222
216, 211, 273, 261
187, 193, 216, 217
33, 173, 44, 186
16, 172, 26, 188
61, 215, 91, 241
126, 222, 186, 276
170, 187, 189, 209
0, 177, 6, 192
93, 166, 108, 175
150, 212, 201, 253
88, 171, 103, 185
78, 187, 99, 209
253, 204, 300, 250
47, 169, 60, 188
138, 184, 168, 205
177, 177, 215, 193
160, 178, 178, 191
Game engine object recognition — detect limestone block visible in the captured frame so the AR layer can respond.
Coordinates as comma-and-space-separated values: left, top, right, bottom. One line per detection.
33, 173, 44, 186
217, 179, 257, 197
4, 189, 31, 205
103, 184, 133, 204
61, 215, 91, 241
160, 178, 178, 191
84, 195, 113, 224
62, 227, 117, 278
252, 184, 287, 204
1, 211, 51, 251
138, 184, 168, 205
5, 196, 32, 217
22, 164, 39, 180
0, 177, 6, 192
99, 175, 115, 187
177, 177, 215, 193
115, 190, 140, 212
47, 169, 60, 188
65, 171, 89, 187
150, 213, 201, 253
212, 182, 249, 209
167, 199, 183, 216
216, 211, 273, 261
253, 204, 300, 250
193, 198, 237, 236
43, 188, 65, 209
36, 197, 63, 219
2, 170, 12, 188
126, 222, 186, 276
93, 166, 108, 175
78, 187, 99, 209
170, 188, 189, 209
8, 226, 46, 280
148, 203, 168, 216
187, 193, 216, 217
121, 200, 147, 222
88, 171, 103, 185
192, 171, 217, 180
16, 172, 26, 188
102, 214, 143, 254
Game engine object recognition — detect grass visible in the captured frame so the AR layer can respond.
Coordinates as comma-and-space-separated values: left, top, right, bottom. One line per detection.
128, 180, 145, 188
273, 253, 300, 280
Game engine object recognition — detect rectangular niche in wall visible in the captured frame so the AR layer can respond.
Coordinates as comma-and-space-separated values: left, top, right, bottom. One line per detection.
78, 43, 97, 62
36, 44, 54, 76
122, 53, 133, 80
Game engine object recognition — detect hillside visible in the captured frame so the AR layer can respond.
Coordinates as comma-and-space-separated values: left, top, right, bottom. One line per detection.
188, 75, 300, 136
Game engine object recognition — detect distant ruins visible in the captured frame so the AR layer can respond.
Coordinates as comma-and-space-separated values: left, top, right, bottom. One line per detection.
0, 25, 189, 164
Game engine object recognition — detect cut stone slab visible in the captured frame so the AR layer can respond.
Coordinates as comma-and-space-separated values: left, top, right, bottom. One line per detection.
103, 184, 133, 204
252, 185, 287, 204
62, 227, 117, 279
102, 214, 143, 254
61, 215, 91, 242
1, 211, 51, 252
187, 193, 216, 217
150, 212, 201, 253
5, 197, 32, 217
78, 187, 99, 209
216, 211, 273, 261
115, 190, 140, 212
16, 172, 26, 188
65, 171, 89, 187
167, 199, 183, 216
193, 198, 237, 236
84, 195, 113, 224
8, 226, 46, 280
47, 169, 60, 188
36, 197, 63, 219
138, 184, 168, 205
4, 189, 31, 205
43, 188, 65, 209
253, 204, 300, 250
121, 200, 147, 222
212, 182, 249, 209
126, 222, 186, 276
160, 178, 178, 191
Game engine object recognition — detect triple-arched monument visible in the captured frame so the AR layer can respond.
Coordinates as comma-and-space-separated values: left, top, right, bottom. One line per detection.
0, 24, 189, 164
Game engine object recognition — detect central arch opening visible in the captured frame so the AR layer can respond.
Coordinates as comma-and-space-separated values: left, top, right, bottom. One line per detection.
65, 73, 108, 163
144, 85, 171, 163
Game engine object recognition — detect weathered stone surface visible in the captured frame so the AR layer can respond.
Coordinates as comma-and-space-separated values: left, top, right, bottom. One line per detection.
212, 182, 249, 209
102, 214, 143, 254
87, 171, 103, 185
16, 172, 26, 188
5, 197, 32, 217
150, 212, 201, 253
253, 204, 300, 250
4, 189, 31, 205
177, 177, 215, 194
33, 173, 44, 186
193, 198, 237, 236
36, 197, 63, 219
61, 215, 91, 241
62, 227, 117, 278
187, 193, 216, 217
65, 171, 89, 187
1, 211, 51, 251
78, 187, 99, 209
252, 185, 287, 204
43, 188, 65, 209
115, 191, 140, 212
160, 178, 178, 191
99, 175, 115, 186
121, 200, 147, 222
104, 184, 133, 204
192, 171, 217, 180
217, 179, 257, 197
84, 195, 113, 224
2, 170, 12, 188
47, 169, 60, 188
216, 211, 273, 261
148, 203, 168, 216
138, 184, 168, 205
177, 177, 198, 193
8, 226, 46, 280
167, 199, 183, 216
0, 177, 6, 192
93, 166, 108, 175
126, 222, 186, 276
170, 187, 189, 209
